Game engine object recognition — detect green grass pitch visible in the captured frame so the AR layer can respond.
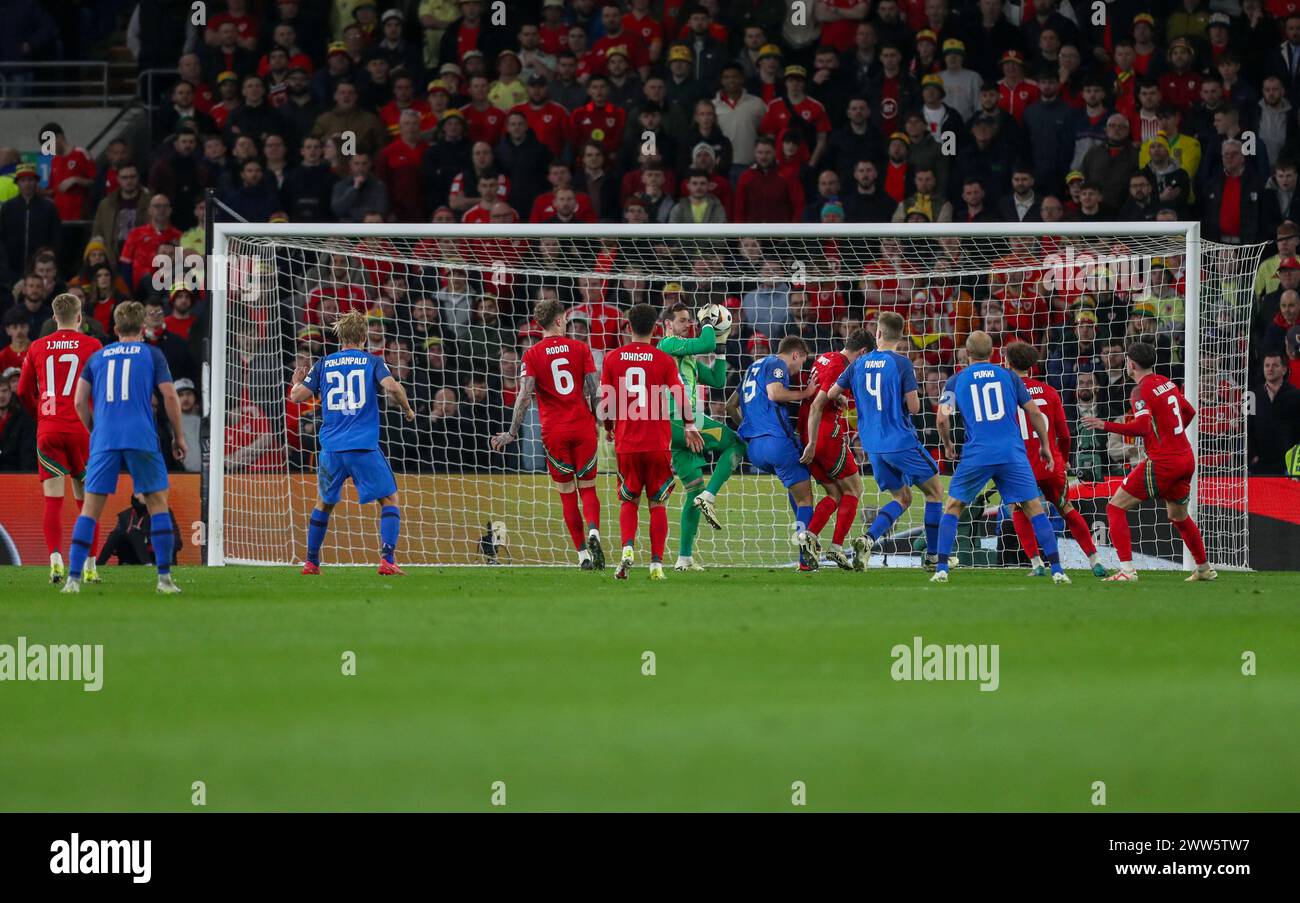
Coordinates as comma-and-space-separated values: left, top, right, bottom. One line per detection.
1, 566, 1297, 811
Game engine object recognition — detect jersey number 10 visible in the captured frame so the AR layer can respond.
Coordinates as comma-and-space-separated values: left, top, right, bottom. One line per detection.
968, 382, 1006, 422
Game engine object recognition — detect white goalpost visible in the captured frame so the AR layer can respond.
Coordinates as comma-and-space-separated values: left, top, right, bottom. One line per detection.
205, 222, 1262, 570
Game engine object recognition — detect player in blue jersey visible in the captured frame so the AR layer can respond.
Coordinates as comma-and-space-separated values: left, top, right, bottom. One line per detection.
289, 311, 416, 575
806, 312, 946, 571
63, 302, 187, 594
934, 331, 1070, 585
727, 336, 821, 568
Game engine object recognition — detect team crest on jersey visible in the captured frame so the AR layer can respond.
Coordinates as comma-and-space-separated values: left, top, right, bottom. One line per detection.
774, 367, 784, 378
543, 114, 553, 122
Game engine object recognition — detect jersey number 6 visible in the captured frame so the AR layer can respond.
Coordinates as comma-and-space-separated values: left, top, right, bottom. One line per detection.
550, 357, 574, 395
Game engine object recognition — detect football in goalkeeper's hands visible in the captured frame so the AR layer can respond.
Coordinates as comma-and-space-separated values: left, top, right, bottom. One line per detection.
697, 303, 732, 345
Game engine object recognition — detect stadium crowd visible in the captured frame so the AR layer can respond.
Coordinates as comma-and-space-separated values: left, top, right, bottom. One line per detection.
0, 0, 1298, 479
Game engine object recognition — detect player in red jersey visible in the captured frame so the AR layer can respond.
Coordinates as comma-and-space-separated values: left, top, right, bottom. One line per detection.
600, 303, 701, 580
492, 299, 605, 570
1003, 342, 1106, 578
15, 294, 102, 584
797, 330, 871, 570
1083, 341, 1216, 582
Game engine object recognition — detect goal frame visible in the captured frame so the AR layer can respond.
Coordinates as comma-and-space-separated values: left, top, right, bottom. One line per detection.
206, 220, 1209, 568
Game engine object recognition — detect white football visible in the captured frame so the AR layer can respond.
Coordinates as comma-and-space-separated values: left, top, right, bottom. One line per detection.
698, 303, 733, 344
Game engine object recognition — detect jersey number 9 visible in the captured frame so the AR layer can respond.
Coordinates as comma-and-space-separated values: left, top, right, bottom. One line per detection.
625, 366, 646, 407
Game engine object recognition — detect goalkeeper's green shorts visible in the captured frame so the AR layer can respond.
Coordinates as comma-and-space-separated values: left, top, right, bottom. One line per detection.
670, 415, 743, 485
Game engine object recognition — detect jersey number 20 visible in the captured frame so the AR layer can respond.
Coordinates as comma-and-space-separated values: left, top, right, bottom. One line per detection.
325, 370, 367, 412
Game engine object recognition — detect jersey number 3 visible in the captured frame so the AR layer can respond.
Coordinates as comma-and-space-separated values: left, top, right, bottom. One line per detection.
1166, 394, 1185, 435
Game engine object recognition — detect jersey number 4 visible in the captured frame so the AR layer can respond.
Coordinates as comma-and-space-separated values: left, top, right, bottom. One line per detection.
861, 372, 883, 410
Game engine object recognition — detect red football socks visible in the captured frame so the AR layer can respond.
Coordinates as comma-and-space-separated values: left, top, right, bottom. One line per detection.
832, 495, 859, 546
43, 495, 62, 556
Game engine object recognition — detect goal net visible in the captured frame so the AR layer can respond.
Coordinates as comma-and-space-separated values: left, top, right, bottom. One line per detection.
207, 223, 1262, 570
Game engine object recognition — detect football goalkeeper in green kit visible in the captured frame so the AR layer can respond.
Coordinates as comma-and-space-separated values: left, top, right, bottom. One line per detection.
657, 301, 746, 571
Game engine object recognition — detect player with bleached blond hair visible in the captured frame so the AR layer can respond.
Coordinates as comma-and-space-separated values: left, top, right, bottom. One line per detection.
289, 311, 416, 575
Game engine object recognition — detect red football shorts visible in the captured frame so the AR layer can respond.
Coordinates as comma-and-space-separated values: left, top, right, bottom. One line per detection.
1121, 455, 1195, 505
1036, 468, 1070, 510
542, 432, 598, 484
37, 430, 90, 482
808, 432, 859, 485
616, 450, 674, 503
